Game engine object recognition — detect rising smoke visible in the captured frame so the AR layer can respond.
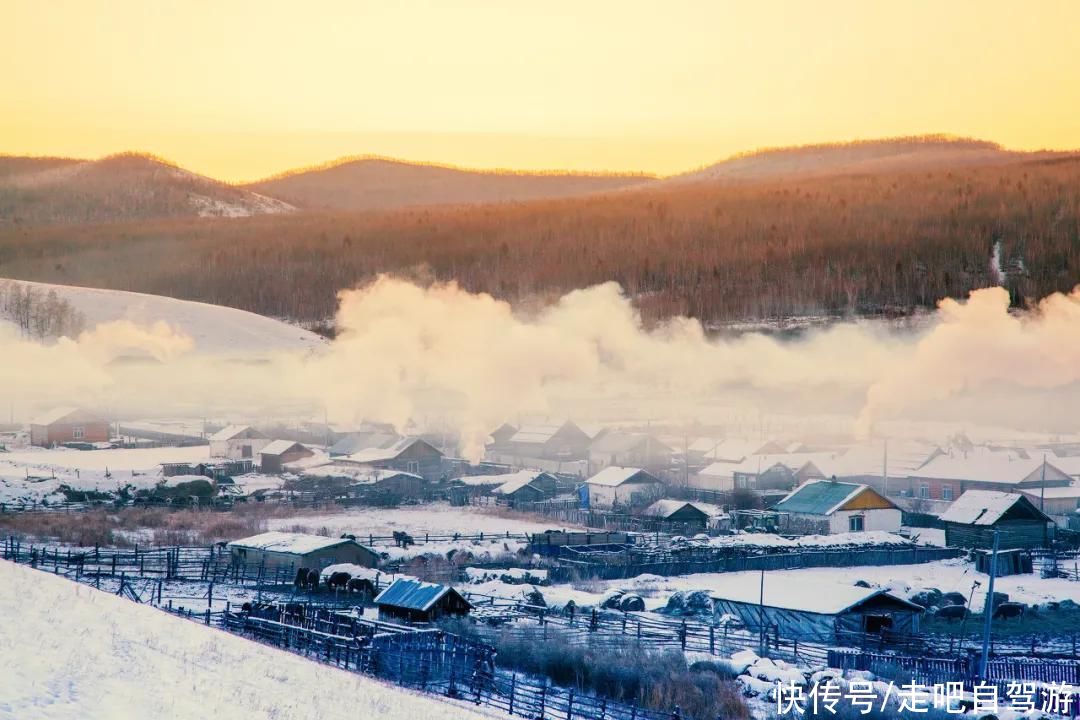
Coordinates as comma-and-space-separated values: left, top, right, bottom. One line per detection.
2, 277, 1079, 459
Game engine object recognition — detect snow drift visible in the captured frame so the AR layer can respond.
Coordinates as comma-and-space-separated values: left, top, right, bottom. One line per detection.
0, 559, 494, 720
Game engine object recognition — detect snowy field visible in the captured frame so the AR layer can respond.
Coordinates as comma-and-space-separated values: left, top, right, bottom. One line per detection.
267, 502, 587, 537
0, 559, 499, 720
2, 279, 325, 357
491, 559, 1080, 612
0, 446, 212, 504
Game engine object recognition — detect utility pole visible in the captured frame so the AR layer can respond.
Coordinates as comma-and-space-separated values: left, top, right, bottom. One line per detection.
1040, 453, 1047, 513
979, 529, 1001, 679
758, 567, 766, 655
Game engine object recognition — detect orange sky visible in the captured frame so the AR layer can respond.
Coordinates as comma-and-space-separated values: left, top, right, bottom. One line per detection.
2, 0, 1079, 182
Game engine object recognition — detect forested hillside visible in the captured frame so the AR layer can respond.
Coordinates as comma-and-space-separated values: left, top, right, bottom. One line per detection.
0, 155, 1077, 325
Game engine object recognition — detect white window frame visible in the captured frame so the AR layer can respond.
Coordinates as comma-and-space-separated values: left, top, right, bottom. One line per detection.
72, 426, 85, 440
849, 515, 865, 532
919, 484, 930, 499
941, 485, 953, 501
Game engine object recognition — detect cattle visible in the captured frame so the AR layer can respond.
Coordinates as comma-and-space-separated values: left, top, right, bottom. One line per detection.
283, 602, 306, 624
392, 531, 415, 548
941, 591, 967, 606
294, 567, 311, 590
346, 577, 370, 595
305, 569, 320, 590
327, 571, 352, 591
993, 602, 1025, 621
936, 605, 968, 621
340, 533, 357, 541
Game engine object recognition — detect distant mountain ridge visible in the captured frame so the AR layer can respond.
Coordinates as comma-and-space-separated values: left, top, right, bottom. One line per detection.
243, 156, 654, 212
668, 135, 1071, 185
0, 153, 292, 226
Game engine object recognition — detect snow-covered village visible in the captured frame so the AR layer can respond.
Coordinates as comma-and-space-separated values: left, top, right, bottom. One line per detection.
7, 3, 1080, 719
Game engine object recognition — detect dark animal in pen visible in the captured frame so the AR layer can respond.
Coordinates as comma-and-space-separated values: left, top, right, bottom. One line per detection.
294, 567, 311, 590
327, 572, 352, 591
347, 577, 370, 595
393, 531, 415, 548
941, 592, 967, 606
993, 602, 1025, 621
936, 605, 968, 621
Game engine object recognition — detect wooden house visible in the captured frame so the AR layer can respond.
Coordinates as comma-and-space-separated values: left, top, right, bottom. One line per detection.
507, 422, 592, 461
374, 578, 472, 622
905, 453, 1071, 502
588, 432, 673, 473
489, 471, 559, 504
486, 423, 519, 451
939, 490, 1053, 549
639, 499, 718, 531
30, 407, 109, 447
711, 581, 923, 642
226, 531, 379, 571
340, 437, 444, 481
584, 466, 664, 509
209, 425, 269, 461
258, 440, 314, 474
772, 479, 901, 534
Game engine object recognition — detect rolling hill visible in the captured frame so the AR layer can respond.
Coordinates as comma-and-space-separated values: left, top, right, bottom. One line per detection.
244, 156, 654, 211
669, 136, 1069, 185
0, 152, 294, 226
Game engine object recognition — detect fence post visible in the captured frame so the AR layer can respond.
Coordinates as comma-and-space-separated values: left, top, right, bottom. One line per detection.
539, 679, 547, 720
709, 625, 715, 654
509, 674, 516, 716
567, 689, 574, 720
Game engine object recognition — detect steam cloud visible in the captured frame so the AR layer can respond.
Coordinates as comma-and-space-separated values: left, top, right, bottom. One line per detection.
2, 277, 1079, 459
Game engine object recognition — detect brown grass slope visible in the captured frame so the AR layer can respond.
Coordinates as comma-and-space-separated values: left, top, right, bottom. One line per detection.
1, 152, 1078, 326
244, 156, 655, 211
0, 153, 293, 226
670, 135, 1067, 185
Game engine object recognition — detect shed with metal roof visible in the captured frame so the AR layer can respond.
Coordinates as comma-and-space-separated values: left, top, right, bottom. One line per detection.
374, 578, 473, 622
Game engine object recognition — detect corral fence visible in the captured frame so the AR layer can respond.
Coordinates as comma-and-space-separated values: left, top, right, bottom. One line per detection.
550, 546, 963, 581
212, 605, 678, 720
829, 649, 1080, 714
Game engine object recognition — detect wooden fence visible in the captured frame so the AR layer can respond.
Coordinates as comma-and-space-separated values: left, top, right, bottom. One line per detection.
215, 608, 676, 720
550, 546, 963, 581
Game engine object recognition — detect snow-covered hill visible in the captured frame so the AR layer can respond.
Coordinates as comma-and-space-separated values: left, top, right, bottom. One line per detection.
1, 279, 325, 356
0, 153, 294, 225
0, 559, 497, 719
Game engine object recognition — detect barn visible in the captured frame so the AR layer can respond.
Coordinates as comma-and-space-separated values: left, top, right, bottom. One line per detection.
29, 407, 109, 447
584, 466, 664, 509
226, 531, 380, 571
374, 578, 473, 623
587, 432, 673, 473
341, 437, 444, 481
489, 471, 559, 503
772, 479, 901, 534
711, 581, 923, 642
940, 490, 1053, 549
507, 422, 592, 461
640, 499, 717, 531
258, 441, 314, 474
209, 425, 269, 461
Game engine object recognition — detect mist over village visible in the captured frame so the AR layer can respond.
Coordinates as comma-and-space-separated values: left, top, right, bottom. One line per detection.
3, 2, 1080, 719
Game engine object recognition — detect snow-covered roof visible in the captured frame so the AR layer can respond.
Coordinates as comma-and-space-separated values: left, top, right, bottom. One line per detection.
30, 407, 98, 426
319, 564, 383, 583
160, 474, 211, 488
711, 580, 919, 615
585, 466, 660, 487
938, 490, 1049, 525
490, 471, 550, 496
509, 424, 566, 445
209, 425, 262, 442
910, 452, 1067, 486
693, 438, 768, 462
813, 442, 941, 479
1020, 485, 1080, 499
226, 531, 362, 555
373, 578, 470, 612
260, 440, 309, 457
344, 437, 436, 464
641, 499, 721, 519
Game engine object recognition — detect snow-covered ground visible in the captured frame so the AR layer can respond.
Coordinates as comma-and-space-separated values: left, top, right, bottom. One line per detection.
500, 559, 1080, 612
266, 502, 586, 537
0, 446, 211, 503
1, 279, 324, 356
0, 559, 498, 720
